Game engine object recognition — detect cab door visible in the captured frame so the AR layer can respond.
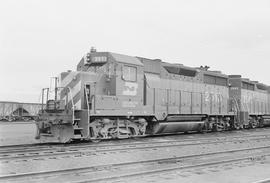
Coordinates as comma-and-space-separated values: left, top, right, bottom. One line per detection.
119, 64, 144, 112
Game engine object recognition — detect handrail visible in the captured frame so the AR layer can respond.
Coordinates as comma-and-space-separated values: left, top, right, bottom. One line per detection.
232, 97, 240, 113
243, 102, 249, 112
66, 87, 75, 124
84, 84, 90, 123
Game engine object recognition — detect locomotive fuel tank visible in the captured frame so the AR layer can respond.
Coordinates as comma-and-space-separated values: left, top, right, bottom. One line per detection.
149, 115, 206, 134
151, 121, 205, 134
262, 115, 270, 126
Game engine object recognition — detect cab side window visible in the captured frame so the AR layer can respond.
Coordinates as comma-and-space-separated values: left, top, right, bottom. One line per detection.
123, 66, 137, 82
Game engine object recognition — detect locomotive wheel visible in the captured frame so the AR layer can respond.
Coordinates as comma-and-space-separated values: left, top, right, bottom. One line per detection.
249, 121, 257, 129
89, 118, 147, 140
214, 122, 225, 132
233, 123, 241, 130
109, 127, 131, 139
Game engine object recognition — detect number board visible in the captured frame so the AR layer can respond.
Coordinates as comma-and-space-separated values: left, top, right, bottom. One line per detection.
92, 56, 107, 63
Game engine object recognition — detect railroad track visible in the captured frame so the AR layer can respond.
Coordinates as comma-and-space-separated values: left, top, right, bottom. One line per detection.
1, 132, 270, 162
253, 179, 270, 183
1, 127, 269, 153
1, 145, 270, 183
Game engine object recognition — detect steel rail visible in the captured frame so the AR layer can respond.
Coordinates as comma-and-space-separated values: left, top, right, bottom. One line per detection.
252, 178, 270, 183
1, 134, 270, 162
0, 128, 270, 154
1, 126, 269, 153
1, 133, 270, 162
1, 145, 270, 182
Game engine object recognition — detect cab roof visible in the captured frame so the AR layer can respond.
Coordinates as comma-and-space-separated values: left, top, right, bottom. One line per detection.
109, 52, 143, 66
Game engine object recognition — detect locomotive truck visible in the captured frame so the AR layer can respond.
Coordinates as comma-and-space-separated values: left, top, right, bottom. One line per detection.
36, 48, 270, 143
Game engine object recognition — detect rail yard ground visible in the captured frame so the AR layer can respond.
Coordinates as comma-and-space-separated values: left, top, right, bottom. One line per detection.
0, 122, 38, 146
0, 122, 270, 183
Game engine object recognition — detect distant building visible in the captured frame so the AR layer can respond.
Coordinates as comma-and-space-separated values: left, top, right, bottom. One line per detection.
0, 101, 43, 121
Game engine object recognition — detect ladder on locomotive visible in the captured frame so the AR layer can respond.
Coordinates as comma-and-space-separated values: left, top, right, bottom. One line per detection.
232, 97, 241, 123
66, 87, 84, 138
84, 84, 90, 124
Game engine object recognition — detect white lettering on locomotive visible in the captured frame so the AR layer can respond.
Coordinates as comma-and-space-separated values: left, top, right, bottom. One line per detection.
122, 82, 138, 96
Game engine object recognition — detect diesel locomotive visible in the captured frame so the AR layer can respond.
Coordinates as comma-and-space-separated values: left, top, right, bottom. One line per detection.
36, 48, 270, 143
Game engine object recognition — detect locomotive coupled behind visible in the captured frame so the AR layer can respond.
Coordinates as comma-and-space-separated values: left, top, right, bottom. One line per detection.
36, 48, 270, 143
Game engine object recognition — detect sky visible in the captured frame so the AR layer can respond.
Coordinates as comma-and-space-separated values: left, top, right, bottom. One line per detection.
0, 0, 270, 103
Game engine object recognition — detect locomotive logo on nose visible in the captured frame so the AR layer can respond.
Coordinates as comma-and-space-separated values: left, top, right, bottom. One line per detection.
123, 82, 138, 96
